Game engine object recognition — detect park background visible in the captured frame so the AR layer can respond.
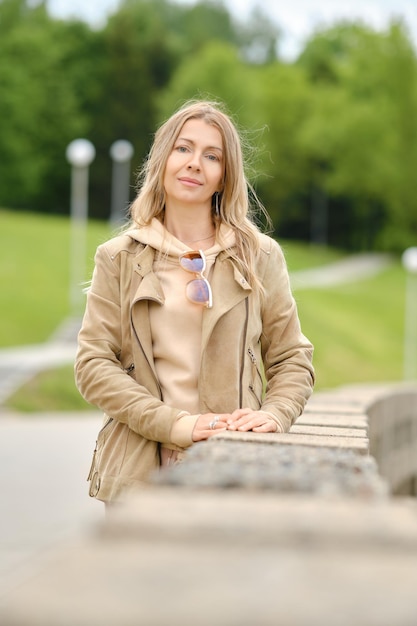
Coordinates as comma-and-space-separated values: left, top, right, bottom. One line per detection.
1, 0, 417, 409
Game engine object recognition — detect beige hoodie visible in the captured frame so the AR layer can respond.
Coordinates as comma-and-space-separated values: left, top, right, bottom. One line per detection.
132, 218, 236, 455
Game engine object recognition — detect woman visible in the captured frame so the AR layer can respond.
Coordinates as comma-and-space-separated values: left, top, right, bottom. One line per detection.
75, 99, 314, 503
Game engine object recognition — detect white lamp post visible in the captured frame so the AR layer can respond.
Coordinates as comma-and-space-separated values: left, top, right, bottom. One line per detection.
66, 139, 96, 313
402, 246, 417, 380
109, 140, 134, 227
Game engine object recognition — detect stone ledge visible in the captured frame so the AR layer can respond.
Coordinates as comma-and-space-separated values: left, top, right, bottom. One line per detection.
296, 412, 368, 429
100, 489, 417, 550
2, 492, 417, 626
214, 429, 369, 454
289, 424, 367, 438
154, 439, 386, 497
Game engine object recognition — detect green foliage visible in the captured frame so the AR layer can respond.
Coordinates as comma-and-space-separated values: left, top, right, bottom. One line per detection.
245, 63, 313, 232
297, 21, 417, 251
156, 43, 256, 121
236, 6, 281, 64
0, 1, 417, 252
0, 0, 91, 212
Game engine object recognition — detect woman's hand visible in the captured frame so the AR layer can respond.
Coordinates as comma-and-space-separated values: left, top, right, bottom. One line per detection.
192, 413, 230, 441
227, 408, 279, 433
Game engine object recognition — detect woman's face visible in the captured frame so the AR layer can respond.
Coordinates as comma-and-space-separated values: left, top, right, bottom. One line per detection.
163, 118, 224, 211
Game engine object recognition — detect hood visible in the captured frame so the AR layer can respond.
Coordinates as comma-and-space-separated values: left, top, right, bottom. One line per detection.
125, 218, 236, 259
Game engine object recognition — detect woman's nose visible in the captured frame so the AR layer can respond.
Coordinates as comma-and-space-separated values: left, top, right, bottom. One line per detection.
187, 153, 201, 170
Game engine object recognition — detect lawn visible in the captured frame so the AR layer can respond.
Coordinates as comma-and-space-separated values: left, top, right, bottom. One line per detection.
1, 208, 408, 410
0, 208, 112, 346
294, 262, 406, 389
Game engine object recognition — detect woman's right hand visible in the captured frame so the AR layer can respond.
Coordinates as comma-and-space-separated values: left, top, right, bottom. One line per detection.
192, 413, 230, 441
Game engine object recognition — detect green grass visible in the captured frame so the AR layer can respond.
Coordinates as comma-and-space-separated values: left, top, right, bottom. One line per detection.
294, 262, 405, 389
0, 208, 112, 346
281, 240, 345, 271
7, 365, 93, 412
1, 208, 408, 411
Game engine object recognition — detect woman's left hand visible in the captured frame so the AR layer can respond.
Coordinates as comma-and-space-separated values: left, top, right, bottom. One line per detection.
226, 408, 279, 433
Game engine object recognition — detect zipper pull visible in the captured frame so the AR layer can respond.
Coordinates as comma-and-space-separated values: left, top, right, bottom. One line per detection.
248, 347, 257, 382
248, 347, 257, 364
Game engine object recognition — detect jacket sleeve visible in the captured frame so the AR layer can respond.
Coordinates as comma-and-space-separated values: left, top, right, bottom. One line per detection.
74, 242, 194, 448
259, 237, 315, 431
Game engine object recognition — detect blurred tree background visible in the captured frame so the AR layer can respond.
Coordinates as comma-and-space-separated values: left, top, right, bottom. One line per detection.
1, 0, 417, 252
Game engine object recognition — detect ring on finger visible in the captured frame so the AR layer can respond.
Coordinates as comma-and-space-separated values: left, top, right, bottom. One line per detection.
209, 415, 220, 430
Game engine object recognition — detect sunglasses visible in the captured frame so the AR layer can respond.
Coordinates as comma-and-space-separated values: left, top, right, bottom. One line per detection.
179, 250, 213, 308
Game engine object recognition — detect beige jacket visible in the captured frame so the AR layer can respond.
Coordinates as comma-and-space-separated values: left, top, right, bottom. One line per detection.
75, 229, 314, 502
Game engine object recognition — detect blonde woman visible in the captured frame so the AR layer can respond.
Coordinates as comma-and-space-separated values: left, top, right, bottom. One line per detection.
75, 99, 314, 504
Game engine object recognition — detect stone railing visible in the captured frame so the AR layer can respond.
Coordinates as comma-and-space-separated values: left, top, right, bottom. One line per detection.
2, 383, 417, 626
154, 382, 417, 498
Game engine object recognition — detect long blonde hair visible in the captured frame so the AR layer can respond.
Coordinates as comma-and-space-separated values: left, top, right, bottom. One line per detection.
129, 99, 270, 292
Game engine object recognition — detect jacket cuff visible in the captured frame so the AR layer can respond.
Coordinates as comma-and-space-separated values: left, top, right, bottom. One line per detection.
170, 414, 200, 448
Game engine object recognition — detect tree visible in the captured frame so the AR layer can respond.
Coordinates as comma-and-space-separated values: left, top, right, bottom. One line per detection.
0, 0, 89, 212
236, 5, 281, 64
244, 62, 312, 236
297, 21, 417, 250
86, 0, 242, 218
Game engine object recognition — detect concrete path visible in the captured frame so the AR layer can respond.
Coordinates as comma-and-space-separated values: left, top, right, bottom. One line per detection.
289, 252, 393, 289
0, 410, 103, 598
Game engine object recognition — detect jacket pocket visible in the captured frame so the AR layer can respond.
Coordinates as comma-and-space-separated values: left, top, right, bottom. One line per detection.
87, 415, 114, 497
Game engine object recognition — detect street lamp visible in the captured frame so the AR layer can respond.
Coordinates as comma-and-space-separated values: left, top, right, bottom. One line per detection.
109, 140, 134, 227
66, 139, 96, 313
402, 246, 417, 380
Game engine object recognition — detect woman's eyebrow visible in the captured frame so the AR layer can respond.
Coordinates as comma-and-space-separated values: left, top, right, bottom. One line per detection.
176, 136, 223, 152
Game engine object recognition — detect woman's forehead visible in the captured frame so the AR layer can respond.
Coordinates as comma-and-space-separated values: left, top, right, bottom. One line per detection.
177, 118, 223, 150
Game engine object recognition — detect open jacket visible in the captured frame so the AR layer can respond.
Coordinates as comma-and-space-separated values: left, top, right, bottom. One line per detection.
75, 229, 314, 502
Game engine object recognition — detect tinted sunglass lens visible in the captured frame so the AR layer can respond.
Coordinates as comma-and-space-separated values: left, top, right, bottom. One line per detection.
180, 255, 204, 273
186, 279, 210, 305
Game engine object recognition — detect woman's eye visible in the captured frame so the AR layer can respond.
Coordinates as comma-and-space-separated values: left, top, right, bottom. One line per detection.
206, 153, 219, 161
176, 145, 188, 153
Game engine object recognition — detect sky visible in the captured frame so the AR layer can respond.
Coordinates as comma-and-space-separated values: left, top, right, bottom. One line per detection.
46, 0, 417, 59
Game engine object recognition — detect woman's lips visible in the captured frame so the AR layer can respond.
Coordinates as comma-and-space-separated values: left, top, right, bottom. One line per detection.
178, 177, 202, 186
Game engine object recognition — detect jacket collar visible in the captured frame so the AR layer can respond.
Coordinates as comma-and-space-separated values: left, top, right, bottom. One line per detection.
201, 250, 251, 353
129, 245, 252, 363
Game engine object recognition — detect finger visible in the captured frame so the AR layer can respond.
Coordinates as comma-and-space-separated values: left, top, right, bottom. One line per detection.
211, 421, 228, 431
233, 416, 277, 432
207, 415, 229, 430
230, 408, 251, 421
228, 413, 258, 430
207, 426, 227, 437
252, 421, 278, 433
237, 419, 263, 431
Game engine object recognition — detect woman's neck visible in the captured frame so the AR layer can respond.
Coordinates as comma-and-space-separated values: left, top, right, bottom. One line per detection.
163, 209, 215, 248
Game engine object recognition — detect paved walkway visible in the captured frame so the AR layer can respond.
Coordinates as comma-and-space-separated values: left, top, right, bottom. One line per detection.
0, 252, 394, 598
290, 252, 392, 289
0, 410, 104, 598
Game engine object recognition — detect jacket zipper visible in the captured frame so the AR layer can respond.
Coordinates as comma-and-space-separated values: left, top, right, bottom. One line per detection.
248, 346, 257, 381
247, 346, 263, 407
239, 298, 249, 408
87, 416, 113, 481
130, 311, 163, 399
